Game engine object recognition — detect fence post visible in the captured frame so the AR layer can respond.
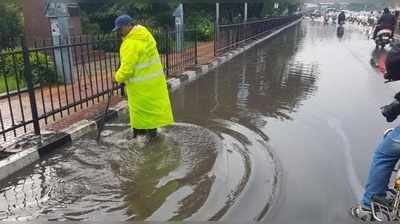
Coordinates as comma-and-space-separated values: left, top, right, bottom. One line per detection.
165, 31, 170, 77
194, 29, 198, 65
21, 38, 41, 135
214, 21, 217, 57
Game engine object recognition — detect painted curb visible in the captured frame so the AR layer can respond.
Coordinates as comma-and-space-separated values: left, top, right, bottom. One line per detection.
0, 132, 72, 180
209, 60, 219, 69
0, 147, 39, 180
196, 64, 209, 74
62, 120, 96, 141
0, 17, 303, 181
167, 78, 181, 92
182, 71, 197, 82
37, 134, 72, 156
109, 100, 129, 113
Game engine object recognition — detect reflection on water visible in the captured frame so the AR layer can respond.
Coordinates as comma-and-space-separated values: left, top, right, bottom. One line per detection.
0, 23, 320, 222
114, 124, 219, 221
0, 162, 64, 221
172, 25, 318, 127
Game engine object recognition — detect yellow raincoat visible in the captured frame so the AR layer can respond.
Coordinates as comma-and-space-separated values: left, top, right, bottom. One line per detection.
115, 25, 174, 129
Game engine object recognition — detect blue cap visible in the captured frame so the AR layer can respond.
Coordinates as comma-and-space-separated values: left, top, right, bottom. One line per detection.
112, 15, 133, 32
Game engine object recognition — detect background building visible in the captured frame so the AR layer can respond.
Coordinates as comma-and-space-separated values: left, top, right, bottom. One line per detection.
23, 0, 82, 42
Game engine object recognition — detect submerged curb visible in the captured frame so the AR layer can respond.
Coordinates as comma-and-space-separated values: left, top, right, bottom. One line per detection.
0, 18, 302, 181
0, 101, 124, 181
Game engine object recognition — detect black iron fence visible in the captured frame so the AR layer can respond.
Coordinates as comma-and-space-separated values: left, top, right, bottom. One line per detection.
0, 34, 122, 142
0, 15, 301, 143
215, 14, 302, 56
153, 29, 198, 76
0, 29, 199, 143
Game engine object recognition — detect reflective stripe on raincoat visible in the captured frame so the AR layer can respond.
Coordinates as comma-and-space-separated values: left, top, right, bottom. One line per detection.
115, 25, 174, 129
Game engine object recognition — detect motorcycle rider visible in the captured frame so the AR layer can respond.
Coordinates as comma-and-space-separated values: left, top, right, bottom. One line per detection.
351, 42, 400, 221
367, 11, 376, 27
372, 8, 396, 40
338, 11, 346, 25
323, 12, 329, 24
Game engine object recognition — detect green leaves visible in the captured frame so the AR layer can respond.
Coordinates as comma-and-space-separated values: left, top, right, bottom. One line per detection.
0, 49, 58, 86
0, 1, 23, 49
79, 1, 302, 34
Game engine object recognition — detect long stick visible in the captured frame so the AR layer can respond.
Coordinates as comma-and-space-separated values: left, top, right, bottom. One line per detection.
96, 82, 115, 142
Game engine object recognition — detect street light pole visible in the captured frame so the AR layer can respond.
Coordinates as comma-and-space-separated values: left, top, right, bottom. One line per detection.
244, 2, 248, 22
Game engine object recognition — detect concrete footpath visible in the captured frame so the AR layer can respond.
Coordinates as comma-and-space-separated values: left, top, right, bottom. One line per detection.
0, 18, 303, 181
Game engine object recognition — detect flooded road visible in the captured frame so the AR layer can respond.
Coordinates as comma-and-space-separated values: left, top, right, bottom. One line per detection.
2, 20, 400, 223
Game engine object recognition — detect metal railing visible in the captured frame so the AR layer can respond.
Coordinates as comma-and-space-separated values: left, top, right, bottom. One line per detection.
0, 16, 301, 143
153, 29, 198, 76
215, 14, 302, 56
0, 29, 199, 143
0, 35, 122, 142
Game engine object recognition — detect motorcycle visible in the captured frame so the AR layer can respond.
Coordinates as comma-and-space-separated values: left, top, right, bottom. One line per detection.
370, 48, 388, 74
332, 16, 337, 24
323, 16, 329, 24
337, 21, 345, 38
336, 20, 345, 38
375, 29, 393, 49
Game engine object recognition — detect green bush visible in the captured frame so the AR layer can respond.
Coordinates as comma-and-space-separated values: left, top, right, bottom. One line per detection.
0, 75, 24, 93
93, 35, 120, 53
1, 49, 58, 87
186, 14, 214, 42
0, 2, 23, 50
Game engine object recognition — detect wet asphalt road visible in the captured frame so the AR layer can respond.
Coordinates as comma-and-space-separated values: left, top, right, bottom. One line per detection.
2, 19, 400, 223
171, 19, 400, 223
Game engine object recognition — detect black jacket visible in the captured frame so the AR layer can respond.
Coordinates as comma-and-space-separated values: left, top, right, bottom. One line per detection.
378, 12, 396, 29
386, 42, 400, 80
388, 42, 400, 59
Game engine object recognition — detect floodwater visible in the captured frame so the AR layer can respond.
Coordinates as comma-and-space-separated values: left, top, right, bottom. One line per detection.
1, 20, 400, 223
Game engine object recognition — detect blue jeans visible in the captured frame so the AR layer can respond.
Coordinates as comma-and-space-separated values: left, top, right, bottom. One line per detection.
362, 127, 400, 208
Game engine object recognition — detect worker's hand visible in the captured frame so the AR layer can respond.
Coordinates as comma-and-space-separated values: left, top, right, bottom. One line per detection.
113, 75, 117, 83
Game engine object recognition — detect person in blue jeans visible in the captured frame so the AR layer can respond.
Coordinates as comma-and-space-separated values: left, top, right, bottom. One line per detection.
351, 128, 400, 221
351, 42, 400, 221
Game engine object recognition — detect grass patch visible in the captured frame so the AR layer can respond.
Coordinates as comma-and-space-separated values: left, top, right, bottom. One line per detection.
0, 75, 25, 94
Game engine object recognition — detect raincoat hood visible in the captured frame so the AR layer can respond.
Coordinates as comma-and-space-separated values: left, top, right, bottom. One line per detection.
124, 25, 156, 47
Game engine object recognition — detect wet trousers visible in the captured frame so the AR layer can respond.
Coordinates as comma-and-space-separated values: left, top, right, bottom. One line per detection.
362, 127, 400, 207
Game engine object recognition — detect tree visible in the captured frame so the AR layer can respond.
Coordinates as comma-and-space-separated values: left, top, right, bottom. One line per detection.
80, 0, 181, 33
0, 0, 23, 49
79, 0, 302, 34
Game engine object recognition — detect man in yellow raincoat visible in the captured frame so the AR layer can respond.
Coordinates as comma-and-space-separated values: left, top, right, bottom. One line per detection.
113, 15, 174, 139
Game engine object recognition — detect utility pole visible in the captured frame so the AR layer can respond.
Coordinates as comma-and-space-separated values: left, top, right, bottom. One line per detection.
244, 2, 248, 22
215, 2, 220, 56
216, 2, 220, 26
45, 1, 73, 84
173, 3, 184, 52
